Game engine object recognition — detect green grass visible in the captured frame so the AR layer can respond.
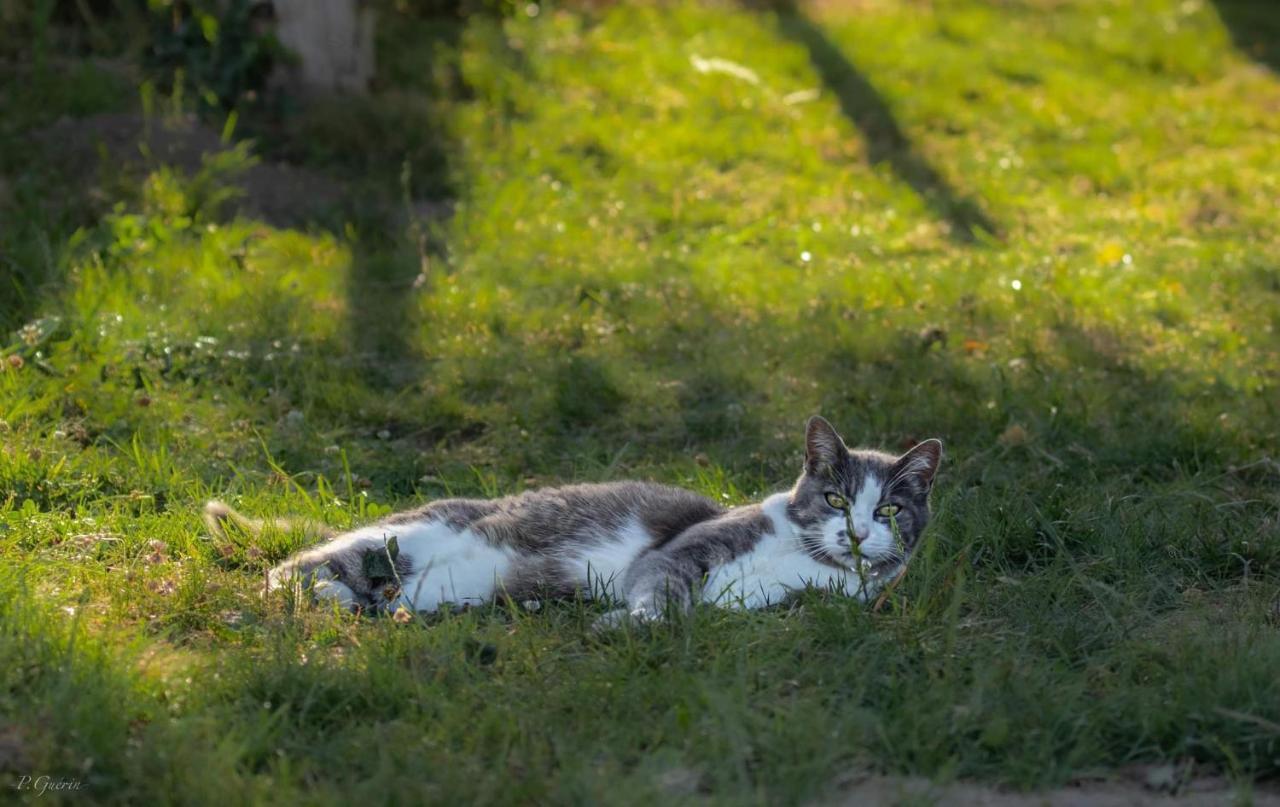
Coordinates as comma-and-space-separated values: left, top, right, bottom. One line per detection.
2, 0, 1280, 802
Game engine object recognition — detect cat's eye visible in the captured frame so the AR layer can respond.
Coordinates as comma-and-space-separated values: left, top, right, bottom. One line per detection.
875, 503, 901, 519
824, 492, 848, 509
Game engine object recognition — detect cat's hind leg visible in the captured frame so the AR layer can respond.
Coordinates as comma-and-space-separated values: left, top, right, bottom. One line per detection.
205, 500, 401, 612
266, 530, 400, 611
594, 515, 752, 631
593, 552, 696, 631
310, 568, 360, 609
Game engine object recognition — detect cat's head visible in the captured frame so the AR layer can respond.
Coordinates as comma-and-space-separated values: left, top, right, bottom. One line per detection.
787, 416, 942, 580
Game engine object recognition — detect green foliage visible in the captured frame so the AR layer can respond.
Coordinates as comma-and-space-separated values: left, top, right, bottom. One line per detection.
144, 0, 283, 111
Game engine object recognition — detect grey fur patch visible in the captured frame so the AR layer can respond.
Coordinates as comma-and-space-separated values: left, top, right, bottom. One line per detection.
617, 504, 773, 614
402, 482, 725, 554
383, 498, 499, 531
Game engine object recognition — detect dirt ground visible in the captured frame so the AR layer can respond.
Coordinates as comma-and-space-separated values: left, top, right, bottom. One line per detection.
826, 770, 1280, 806
36, 112, 347, 226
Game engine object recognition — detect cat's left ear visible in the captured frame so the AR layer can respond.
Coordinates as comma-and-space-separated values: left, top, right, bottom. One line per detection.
892, 439, 943, 491
805, 415, 848, 475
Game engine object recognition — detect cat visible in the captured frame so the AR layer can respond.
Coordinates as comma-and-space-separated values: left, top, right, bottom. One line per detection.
206, 416, 941, 626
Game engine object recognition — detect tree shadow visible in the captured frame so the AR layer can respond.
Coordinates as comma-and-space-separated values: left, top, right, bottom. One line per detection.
244, 3, 529, 392
1211, 0, 1280, 72
742, 0, 998, 243
339, 244, 416, 387
311, 4, 527, 392
276, 7, 474, 391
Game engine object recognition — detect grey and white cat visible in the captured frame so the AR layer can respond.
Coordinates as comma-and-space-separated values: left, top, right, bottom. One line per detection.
206, 416, 941, 625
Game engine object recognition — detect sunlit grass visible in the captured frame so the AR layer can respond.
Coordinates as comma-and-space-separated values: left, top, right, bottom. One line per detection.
1, 0, 1279, 801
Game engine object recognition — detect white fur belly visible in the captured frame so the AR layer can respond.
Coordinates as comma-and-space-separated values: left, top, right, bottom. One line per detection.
387, 520, 516, 611
561, 517, 653, 600
702, 535, 855, 609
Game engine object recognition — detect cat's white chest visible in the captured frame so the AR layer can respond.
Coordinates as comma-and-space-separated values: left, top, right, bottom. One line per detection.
699, 494, 856, 609
389, 520, 516, 610
562, 517, 654, 599
390, 516, 652, 610
700, 533, 853, 609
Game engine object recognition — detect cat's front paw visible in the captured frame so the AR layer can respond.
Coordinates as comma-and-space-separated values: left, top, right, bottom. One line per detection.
265, 561, 302, 596
312, 577, 359, 609
265, 562, 363, 613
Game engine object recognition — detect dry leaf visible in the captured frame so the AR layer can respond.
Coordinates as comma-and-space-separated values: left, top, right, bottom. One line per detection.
999, 423, 1029, 447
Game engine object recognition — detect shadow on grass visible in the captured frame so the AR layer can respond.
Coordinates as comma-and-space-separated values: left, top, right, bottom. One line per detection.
341, 213, 441, 390
270, 7, 476, 391
1, 6, 482, 389
302, 4, 524, 391
1212, 0, 1280, 72
741, 0, 998, 243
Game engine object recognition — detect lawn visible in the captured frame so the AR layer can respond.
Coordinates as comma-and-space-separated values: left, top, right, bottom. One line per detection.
2, 0, 1279, 802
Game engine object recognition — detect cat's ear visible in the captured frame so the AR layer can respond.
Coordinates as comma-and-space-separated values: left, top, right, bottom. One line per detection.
892, 439, 943, 491
805, 416, 848, 474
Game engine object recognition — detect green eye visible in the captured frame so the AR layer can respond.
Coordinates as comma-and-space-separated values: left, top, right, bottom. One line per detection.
875, 503, 901, 518
824, 492, 848, 509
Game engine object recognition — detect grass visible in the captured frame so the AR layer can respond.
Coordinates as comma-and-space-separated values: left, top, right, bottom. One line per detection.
2, 0, 1280, 802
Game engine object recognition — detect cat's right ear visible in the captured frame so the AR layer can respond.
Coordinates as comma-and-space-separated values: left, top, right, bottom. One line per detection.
892, 439, 943, 492
805, 416, 847, 474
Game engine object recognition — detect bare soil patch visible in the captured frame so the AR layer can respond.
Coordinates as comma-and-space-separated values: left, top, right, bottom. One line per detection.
826, 769, 1280, 806
35, 112, 347, 226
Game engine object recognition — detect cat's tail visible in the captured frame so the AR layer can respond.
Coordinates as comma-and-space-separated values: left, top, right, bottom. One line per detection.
203, 500, 336, 543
